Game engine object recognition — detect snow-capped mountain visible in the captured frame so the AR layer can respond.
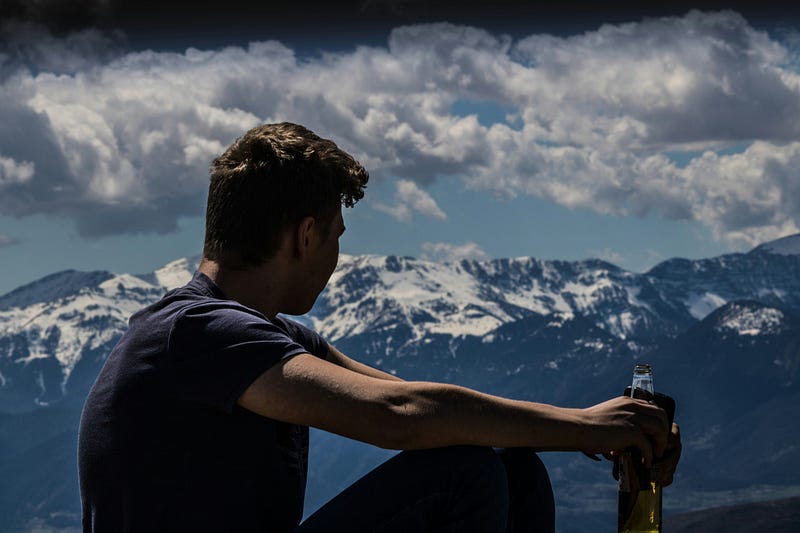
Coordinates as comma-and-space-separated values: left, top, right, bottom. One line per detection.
1, 236, 799, 411
312, 255, 646, 342
713, 302, 790, 337
643, 300, 800, 489
1, 234, 798, 533
312, 244, 800, 346
0, 258, 198, 410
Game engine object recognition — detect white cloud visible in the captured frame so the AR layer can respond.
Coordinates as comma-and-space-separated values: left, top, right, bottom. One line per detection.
0, 155, 34, 185
420, 241, 488, 263
373, 179, 447, 222
681, 141, 800, 245
372, 202, 411, 223
0, 11, 798, 244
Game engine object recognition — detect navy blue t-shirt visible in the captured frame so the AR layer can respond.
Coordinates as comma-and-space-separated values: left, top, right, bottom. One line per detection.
78, 272, 329, 532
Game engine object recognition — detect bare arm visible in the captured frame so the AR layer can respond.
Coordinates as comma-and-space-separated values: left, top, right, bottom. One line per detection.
325, 343, 404, 382
238, 353, 668, 465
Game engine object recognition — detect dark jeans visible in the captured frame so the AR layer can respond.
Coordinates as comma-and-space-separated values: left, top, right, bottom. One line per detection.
295, 446, 555, 533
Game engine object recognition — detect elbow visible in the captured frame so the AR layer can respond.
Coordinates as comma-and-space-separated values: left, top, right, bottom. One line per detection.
370, 386, 441, 450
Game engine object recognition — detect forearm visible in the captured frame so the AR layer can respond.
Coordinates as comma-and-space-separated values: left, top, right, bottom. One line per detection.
388, 382, 669, 463
392, 382, 670, 465
390, 381, 587, 451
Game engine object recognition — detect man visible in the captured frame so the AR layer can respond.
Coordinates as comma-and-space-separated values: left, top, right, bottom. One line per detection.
79, 122, 680, 532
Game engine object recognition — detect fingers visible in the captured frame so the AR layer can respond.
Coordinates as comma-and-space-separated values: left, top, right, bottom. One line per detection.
583, 397, 670, 465
601, 397, 677, 477
633, 431, 654, 468
616, 398, 667, 466
632, 399, 669, 459
667, 422, 682, 457
660, 423, 682, 486
670, 422, 682, 447
662, 462, 676, 486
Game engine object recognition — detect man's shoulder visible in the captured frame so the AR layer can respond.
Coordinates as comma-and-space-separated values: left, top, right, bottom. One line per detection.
117, 275, 241, 351
135, 272, 250, 323
272, 315, 329, 359
164, 295, 303, 352
127, 274, 326, 357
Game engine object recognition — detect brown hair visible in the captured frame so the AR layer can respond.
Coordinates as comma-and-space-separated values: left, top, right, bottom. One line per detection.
203, 122, 368, 266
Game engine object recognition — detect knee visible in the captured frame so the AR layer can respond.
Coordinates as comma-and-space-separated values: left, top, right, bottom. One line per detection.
445, 445, 505, 473
498, 449, 555, 532
402, 445, 507, 489
447, 446, 509, 500
498, 448, 553, 496
499, 448, 549, 477
446, 446, 510, 526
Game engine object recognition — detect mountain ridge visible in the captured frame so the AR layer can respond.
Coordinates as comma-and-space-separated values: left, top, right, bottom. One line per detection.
2, 240, 799, 411
0, 234, 798, 532
749, 232, 800, 256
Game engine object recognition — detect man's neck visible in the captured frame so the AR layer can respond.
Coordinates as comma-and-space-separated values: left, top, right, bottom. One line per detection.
198, 258, 288, 320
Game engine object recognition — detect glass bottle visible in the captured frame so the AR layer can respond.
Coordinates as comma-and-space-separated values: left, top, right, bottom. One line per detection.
618, 363, 661, 533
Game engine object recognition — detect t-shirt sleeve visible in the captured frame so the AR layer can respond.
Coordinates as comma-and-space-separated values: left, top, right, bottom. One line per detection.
164, 303, 327, 413
274, 316, 330, 360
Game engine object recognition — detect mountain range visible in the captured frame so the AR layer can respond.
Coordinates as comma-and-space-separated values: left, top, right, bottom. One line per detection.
1, 233, 798, 532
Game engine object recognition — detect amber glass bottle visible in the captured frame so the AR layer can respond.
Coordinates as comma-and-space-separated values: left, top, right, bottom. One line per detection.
618, 363, 661, 533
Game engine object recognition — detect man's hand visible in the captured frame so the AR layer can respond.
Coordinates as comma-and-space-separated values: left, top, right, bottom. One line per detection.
658, 422, 682, 486
578, 396, 670, 468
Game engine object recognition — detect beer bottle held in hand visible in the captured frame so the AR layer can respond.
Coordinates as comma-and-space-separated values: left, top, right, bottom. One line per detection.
618, 363, 661, 533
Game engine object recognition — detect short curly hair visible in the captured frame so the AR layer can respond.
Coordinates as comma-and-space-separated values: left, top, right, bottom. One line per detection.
203, 122, 368, 266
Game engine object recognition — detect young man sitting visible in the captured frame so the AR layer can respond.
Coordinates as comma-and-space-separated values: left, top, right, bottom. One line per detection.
79, 122, 680, 532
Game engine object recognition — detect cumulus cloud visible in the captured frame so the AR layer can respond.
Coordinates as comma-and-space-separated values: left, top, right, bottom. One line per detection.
373, 179, 447, 222
0, 11, 798, 244
420, 241, 488, 263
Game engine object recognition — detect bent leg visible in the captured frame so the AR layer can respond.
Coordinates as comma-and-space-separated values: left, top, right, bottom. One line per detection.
296, 446, 509, 533
497, 448, 555, 533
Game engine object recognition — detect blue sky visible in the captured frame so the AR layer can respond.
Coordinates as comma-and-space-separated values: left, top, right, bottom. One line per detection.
1, 1, 799, 295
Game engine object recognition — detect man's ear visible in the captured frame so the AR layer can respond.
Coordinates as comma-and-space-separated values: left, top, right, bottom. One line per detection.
293, 216, 316, 259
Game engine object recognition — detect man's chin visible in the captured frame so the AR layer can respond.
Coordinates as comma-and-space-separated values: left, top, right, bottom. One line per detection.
282, 302, 315, 318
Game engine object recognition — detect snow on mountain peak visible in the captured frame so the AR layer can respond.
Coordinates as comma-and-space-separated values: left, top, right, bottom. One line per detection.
3, 249, 800, 409
311, 254, 649, 342
315, 254, 517, 341
152, 257, 199, 289
750, 233, 800, 256
714, 303, 786, 336
0, 257, 199, 396
686, 292, 728, 320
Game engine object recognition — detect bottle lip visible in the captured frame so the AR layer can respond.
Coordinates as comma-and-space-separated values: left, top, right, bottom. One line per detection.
633, 363, 653, 374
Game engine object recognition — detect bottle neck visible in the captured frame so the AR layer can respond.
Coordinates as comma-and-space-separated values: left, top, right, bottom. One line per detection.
631, 363, 654, 398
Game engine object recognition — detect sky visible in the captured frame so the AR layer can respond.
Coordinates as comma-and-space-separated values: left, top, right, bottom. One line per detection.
1, 0, 799, 295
